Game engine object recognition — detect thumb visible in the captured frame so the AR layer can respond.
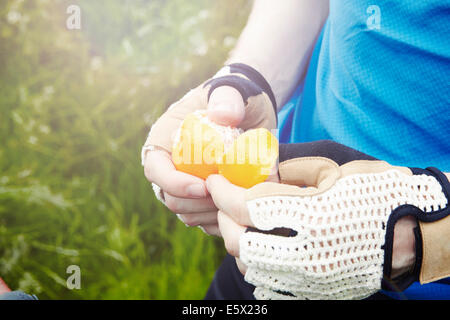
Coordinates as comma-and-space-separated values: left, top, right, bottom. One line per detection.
207, 86, 245, 127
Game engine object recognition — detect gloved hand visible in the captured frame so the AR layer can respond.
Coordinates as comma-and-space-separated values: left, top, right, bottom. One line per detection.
142, 63, 277, 236
207, 140, 450, 299
142, 63, 277, 159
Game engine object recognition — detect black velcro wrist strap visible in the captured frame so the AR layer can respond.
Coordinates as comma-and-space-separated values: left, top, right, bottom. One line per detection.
279, 140, 377, 164
204, 63, 277, 114
228, 63, 277, 110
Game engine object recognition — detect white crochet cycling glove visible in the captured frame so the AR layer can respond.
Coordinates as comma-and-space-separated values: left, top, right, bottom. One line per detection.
239, 140, 450, 300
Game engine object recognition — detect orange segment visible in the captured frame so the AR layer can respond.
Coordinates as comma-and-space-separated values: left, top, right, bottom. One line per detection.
172, 112, 225, 179
219, 128, 279, 188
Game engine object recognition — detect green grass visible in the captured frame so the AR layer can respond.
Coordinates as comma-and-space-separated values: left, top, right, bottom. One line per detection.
0, 0, 251, 299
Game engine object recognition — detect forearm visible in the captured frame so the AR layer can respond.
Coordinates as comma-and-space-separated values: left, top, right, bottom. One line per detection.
226, 0, 329, 108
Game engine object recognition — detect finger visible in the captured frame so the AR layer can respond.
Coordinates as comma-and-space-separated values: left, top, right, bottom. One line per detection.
217, 211, 246, 258
235, 258, 248, 275
198, 224, 221, 237
265, 161, 280, 183
144, 150, 208, 199
164, 193, 217, 214
207, 86, 245, 127
206, 174, 254, 227
177, 211, 218, 227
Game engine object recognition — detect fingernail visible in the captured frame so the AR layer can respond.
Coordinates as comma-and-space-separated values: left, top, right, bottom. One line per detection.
209, 102, 245, 127
186, 184, 207, 198
205, 174, 217, 191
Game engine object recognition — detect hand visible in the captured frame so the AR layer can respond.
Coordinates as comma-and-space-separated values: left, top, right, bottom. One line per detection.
207, 140, 449, 299
143, 64, 277, 236
144, 86, 246, 236
207, 174, 417, 279
205, 174, 250, 272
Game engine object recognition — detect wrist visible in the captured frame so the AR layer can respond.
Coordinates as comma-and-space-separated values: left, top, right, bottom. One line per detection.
391, 215, 417, 278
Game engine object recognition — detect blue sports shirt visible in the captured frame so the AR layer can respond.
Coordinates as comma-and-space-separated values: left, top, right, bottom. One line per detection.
278, 1, 450, 299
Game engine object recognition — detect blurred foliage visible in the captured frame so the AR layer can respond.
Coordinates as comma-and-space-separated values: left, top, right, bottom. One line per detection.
0, 0, 251, 299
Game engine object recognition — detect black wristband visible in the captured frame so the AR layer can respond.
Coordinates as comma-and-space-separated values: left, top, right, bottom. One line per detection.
228, 63, 277, 110
203, 63, 277, 119
279, 140, 377, 164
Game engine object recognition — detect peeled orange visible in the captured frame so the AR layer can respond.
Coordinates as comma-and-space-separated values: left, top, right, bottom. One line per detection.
172, 111, 278, 188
